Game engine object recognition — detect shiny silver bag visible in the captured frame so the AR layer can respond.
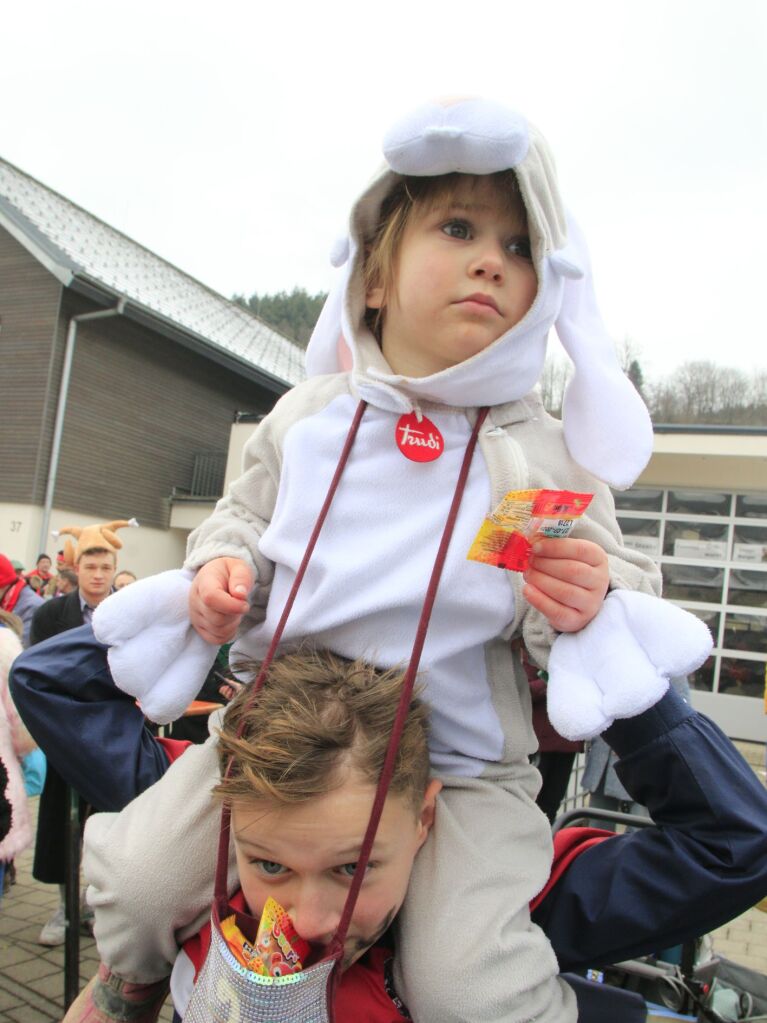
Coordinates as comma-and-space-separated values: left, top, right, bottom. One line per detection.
184, 904, 336, 1023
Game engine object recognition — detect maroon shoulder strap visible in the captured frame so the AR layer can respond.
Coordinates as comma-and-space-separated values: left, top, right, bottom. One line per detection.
215, 398, 368, 904
329, 405, 489, 961
214, 403, 490, 979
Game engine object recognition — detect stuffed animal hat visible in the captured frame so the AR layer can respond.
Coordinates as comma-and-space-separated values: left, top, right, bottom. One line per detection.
305, 98, 653, 490
53, 518, 138, 567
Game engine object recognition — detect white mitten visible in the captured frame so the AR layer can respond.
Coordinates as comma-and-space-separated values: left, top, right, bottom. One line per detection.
92, 569, 219, 724
547, 590, 713, 740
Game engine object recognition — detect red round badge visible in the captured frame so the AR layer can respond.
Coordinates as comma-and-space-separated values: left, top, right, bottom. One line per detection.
395, 412, 444, 462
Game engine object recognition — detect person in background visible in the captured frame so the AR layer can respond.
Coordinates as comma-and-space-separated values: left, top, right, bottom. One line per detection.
0, 759, 10, 901
31, 549, 117, 643
23, 554, 53, 595
523, 648, 584, 824
29, 543, 118, 945
0, 554, 44, 647
0, 610, 35, 893
46, 568, 79, 598
114, 570, 137, 590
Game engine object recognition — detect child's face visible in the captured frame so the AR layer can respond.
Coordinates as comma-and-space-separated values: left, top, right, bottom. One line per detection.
367, 176, 537, 378
231, 772, 440, 969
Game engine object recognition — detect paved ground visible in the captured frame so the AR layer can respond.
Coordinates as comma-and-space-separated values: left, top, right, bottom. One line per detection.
0, 798, 174, 1022
1, 744, 765, 1021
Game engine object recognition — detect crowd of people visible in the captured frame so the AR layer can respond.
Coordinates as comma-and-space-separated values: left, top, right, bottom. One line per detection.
1, 96, 767, 1023
0, 546, 137, 936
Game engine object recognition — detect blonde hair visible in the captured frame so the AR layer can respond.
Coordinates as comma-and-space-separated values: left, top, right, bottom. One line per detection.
363, 170, 527, 339
215, 649, 430, 813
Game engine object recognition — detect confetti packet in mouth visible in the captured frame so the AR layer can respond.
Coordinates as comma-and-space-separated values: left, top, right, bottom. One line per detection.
467, 489, 593, 572
221, 897, 310, 976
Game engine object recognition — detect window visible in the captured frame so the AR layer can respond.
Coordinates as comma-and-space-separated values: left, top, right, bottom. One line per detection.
724, 613, 767, 655
718, 658, 766, 699
616, 485, 767, 705
736, 494, 767, 519
688, 656, 716, 693
667, 489, 730, 516
732, 524, 767, 564
663, 520, 728, 560
617, 516, 661, 558
661, 564, 724, 604
728, 570, 767, 610
614, 488, 663, 512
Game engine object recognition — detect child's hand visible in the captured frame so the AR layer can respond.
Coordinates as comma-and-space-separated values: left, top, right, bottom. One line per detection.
522, 538, 609, 633
218, 678, 244, 702
189, 557, 253, 644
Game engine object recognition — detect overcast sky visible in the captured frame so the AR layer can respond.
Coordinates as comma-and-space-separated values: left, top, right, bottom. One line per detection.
3, 0, 765, 380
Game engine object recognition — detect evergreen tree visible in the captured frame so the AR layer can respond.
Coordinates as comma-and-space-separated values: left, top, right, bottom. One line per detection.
232, 287, 328, 348
627, 358, 645, 398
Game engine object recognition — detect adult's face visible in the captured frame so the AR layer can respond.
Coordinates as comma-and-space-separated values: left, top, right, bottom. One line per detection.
232, 771, 440, 969
76, 552, 116, 606
57, 574, 77, 595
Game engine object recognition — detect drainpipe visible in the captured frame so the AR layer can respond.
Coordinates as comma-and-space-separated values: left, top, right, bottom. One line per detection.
39, 299, 126, 552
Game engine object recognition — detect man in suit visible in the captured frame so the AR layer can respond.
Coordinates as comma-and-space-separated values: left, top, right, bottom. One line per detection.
30, 545, 117, 945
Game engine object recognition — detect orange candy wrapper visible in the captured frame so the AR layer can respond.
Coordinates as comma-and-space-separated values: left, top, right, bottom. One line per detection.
220, 897, 310, 977
467, 488, 593, 572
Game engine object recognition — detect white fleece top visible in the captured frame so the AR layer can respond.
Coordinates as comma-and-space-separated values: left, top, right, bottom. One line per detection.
185, 370, 659, 776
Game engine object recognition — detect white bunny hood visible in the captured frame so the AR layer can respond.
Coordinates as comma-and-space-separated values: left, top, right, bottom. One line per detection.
306, 99, 653, 489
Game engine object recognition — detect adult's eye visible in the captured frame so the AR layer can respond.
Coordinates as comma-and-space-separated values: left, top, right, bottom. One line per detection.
338, 862, 373, 878
507, 237, 532, 261
255, 859, 287, 876
442, 220, 471, 240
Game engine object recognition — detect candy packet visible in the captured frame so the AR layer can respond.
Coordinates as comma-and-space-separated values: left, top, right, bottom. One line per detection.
220, 896, 310, 977
467, 488, 593, 573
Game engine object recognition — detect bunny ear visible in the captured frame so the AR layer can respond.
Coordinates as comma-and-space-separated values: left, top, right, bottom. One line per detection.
553, 215, 653, 489
305, 252, 354, 378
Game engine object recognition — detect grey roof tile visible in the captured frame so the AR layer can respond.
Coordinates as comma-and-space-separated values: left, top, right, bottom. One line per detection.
0, 158, 306, 388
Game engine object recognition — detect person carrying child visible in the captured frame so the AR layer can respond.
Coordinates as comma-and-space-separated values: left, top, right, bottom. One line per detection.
11, 628, 765, 1020
88, 97, 712, 1022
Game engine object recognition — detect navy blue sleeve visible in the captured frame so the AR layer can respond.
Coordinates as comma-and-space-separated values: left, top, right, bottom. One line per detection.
10, 624, 171, 812
533, 688, 767, 971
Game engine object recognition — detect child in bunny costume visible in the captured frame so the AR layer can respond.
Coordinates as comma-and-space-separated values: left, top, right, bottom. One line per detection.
88, 99, 712, 1022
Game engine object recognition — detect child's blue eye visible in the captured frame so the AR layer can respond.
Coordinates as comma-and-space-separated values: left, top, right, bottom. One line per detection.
255, 859, 287, 876
506, 237, 532, 261
442, 220, 471, 240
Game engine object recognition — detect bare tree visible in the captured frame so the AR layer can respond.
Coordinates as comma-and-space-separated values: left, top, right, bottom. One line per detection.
648, 380, 678, 423
717, 367, 750, 415
615, 335, 647, 401
669, 360, 721, 419
748, 370, 767, 412
616, 336, 643, 374
539, 354, 572, 415
647, 359, 764, 425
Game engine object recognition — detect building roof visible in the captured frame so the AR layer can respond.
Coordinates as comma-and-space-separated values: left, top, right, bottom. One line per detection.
0, 157, 305, 391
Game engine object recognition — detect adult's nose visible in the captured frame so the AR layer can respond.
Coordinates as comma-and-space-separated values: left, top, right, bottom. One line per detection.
288, 887, 340, 946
